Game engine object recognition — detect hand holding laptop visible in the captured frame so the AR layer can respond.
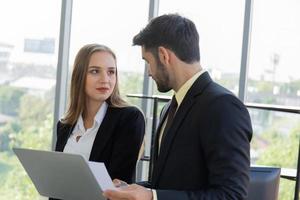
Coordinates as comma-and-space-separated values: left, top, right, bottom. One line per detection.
103, 182, 153, 200
113, 179, 128, 188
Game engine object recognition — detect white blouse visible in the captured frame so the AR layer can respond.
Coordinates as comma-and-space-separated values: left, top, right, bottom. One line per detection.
63, 102, 108, 160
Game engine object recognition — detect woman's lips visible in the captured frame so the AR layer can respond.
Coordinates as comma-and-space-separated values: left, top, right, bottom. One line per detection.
96, 87, 109, 92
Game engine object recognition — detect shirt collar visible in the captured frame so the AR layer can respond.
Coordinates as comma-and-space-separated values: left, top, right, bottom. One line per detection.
76, 102, 108, 132
94, 101, 108, 125
77, 115, 85, 133
175, 69, 206, 107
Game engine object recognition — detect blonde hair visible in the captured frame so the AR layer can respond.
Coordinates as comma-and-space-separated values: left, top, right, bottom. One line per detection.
61, 44, 128, 125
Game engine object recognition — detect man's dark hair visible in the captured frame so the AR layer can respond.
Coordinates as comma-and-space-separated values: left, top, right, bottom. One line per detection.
133, 14, 200, 63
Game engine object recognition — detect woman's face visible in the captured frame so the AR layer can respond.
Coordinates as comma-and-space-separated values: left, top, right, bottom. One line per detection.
85, 51, 117, 104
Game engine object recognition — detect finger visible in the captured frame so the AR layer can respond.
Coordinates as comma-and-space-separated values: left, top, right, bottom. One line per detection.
103, 189, 131, 200
113, 179, 128, 188
121, 184, 137, 191
123, 184, 142, 190
113, 179, 121, 185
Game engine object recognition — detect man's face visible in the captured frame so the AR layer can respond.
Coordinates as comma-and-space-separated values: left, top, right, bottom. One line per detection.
142, 47, 172, 92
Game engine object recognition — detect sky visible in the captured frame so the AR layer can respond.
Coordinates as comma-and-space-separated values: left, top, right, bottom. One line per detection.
0, 0, 299, 82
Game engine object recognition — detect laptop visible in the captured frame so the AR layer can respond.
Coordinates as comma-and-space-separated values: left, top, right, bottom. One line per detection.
13, 147, 113, 200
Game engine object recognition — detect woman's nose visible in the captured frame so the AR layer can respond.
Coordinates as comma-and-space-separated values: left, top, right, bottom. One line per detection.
98, 71, 109, 82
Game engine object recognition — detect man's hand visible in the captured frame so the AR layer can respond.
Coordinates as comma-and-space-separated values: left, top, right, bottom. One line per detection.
113, 179, 128, 188
103, 183, 153, 200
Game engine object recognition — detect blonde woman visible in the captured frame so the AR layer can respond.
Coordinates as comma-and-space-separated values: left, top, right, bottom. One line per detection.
54, 44, 145, 185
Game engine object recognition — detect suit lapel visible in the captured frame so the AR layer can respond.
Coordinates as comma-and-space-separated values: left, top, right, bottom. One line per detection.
152, 97, 196, 184
153, 101, 171, 161
55, 122, 74, 152
152, 72, 213, 185
89, 107, 117, 161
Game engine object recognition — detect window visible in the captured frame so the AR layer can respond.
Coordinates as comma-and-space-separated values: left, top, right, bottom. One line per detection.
249, 109, 299, 199
159, 0, 245, 95
247, 0, 300, 107
69, 0, 149, 106
247, 1, 300, 199
68, 0, 150, 182
0, 1, 61, 199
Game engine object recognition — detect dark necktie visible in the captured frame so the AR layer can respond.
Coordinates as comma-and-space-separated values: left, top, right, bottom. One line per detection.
160, 96, 178, 150
151, 96, 178, 181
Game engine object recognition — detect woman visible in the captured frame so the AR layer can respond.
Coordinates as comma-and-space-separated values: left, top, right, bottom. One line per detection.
54, 44, 145, 184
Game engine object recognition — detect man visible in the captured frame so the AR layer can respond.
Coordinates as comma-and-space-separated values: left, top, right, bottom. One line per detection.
104, 14, 252, 200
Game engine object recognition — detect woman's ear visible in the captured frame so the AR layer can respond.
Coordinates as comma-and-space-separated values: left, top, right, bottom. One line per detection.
158, 46, 170, 65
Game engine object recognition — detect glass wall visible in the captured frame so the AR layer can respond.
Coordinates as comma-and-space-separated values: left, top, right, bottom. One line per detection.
159, 0, 245, 95
146, 2, 247, 168
68, 0, 150, 182
69, 0, 149, 107
0, 0, 299, 199
247, 0, 300, 107
0, 1, 61, 199
245, 1, 300, 199
249, 109, 299, 199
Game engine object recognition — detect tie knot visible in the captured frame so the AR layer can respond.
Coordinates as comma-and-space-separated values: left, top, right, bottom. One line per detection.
170, 96, 178, 109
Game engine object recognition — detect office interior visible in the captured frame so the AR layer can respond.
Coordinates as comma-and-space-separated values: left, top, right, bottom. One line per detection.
0, 0, 299, 199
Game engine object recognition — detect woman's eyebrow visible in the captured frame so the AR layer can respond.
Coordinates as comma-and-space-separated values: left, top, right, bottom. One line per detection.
88, 66, 116, 69
88, 65, 101, 69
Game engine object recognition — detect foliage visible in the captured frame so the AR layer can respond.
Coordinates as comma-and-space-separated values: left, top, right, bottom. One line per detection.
255, 120, 300, 200
19, 94, 53, 128
281, 80, 300, 95
0, 154, 39, 200
0, 152, 11, 185
0, 91, 53, 199
0, 86, 26, 116
119, 71, 143, 107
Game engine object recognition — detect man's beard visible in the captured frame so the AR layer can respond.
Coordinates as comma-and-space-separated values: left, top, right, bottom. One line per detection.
155, 62, 172, 93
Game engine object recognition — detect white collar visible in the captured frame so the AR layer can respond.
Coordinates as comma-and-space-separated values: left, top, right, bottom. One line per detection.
76, 102, 108, 132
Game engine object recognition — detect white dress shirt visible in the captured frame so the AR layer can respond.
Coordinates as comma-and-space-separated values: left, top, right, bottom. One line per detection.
63, 102, 108, 160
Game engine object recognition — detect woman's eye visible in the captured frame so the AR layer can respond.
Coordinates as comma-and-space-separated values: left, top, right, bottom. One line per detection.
108, 70, 115, 75
89, 69, 98, 74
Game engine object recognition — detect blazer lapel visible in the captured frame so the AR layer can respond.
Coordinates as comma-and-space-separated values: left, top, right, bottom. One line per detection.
152, 97, 196, 184
89, 107, 116, 161
153, 101, 171, 160
152, 72, 213, 185
55, 122, 74, 152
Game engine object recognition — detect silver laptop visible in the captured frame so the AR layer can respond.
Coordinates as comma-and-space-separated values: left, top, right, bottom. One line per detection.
13, 147, 107, 200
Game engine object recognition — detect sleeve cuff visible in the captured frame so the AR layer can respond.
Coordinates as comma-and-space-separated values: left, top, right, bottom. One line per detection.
152, 189, 158, 200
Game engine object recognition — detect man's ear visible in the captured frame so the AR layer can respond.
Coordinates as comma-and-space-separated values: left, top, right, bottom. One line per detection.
158, 46, 170, 65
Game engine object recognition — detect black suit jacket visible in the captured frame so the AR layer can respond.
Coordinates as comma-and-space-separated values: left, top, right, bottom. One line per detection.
50, 106, 145, 199
151, 72, 253, 200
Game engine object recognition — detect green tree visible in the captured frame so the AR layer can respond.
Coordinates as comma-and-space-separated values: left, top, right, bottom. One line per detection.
18, 94, 52, 128
0, 121, 21, 151
281, 79, 300, 95
119, 71, 143, 106
256, 122, 300, 200
0, 86, 26, 116
0, 114, 53, 200
0, 91, 53, 199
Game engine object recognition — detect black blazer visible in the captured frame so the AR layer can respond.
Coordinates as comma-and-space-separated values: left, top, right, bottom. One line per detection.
151, 72, 253, 200
49, 106, 145, 199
